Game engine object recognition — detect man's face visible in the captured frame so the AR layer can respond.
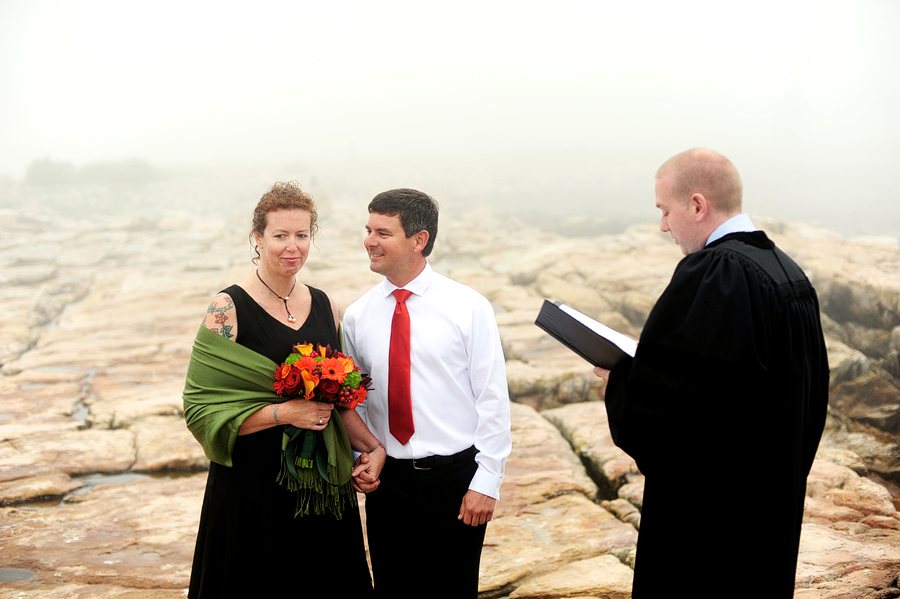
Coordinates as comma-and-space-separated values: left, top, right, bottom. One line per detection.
364, 211, 422, 283
655, 176, 704, 255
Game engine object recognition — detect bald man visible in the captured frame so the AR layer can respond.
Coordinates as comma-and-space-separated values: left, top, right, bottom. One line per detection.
595, 149, 829, 598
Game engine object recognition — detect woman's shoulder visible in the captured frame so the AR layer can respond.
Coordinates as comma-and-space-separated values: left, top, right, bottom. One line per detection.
305, 284, 329, 303
200, 285, 242, 340
305, 284, 340, 333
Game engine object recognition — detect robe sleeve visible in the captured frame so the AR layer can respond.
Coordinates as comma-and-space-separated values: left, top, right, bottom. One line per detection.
604, 247, 788, 477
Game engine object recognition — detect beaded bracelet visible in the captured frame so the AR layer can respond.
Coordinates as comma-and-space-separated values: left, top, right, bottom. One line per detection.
368, 442, 384, 453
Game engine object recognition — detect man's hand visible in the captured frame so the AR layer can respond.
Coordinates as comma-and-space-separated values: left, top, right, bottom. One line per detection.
351, 450, 384, 493
458, 490, 496, 527
593, 366, 611, 383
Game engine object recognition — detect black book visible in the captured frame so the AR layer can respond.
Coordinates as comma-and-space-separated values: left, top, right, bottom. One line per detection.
534, 300, 637, 369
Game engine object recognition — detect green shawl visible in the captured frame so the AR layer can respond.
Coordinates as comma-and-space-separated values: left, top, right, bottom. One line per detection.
183, 325, 356, 518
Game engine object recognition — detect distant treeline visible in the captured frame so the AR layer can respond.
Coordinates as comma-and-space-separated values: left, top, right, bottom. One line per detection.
24, 157, 159, 188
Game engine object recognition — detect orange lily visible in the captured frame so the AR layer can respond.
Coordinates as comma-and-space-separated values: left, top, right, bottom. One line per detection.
294, 343, 315, 357
300, 370, 319, 399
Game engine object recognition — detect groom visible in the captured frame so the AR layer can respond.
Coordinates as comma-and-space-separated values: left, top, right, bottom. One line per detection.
343, 188, 512, 598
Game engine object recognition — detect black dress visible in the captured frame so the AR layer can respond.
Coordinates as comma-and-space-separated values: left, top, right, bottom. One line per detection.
188, 284, 372, 598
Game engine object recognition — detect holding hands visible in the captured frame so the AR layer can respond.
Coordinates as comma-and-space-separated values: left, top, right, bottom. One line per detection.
351, 444, 385, 493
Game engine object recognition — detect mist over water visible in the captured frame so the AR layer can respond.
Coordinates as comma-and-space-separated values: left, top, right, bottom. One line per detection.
4, 152, 894, 243
1, 1, 898, 240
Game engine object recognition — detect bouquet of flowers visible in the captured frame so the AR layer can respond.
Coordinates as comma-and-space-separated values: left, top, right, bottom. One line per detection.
273, 342, 371, 519
273, 342, 371, 409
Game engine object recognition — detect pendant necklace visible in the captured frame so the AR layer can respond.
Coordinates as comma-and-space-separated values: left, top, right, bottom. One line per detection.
256, 270, 297, 323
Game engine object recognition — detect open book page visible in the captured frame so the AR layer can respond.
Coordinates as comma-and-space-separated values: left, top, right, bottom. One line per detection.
557, 303, 637, 358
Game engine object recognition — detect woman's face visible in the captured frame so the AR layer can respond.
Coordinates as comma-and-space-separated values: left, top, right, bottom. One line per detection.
254, 209, 312, 278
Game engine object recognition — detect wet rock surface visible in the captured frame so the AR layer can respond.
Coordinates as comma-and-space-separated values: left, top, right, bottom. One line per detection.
1, 196, 899, 597
546, 401, 900, 598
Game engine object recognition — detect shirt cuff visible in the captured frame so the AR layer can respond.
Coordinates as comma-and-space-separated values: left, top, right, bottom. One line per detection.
469, 467, 503, 500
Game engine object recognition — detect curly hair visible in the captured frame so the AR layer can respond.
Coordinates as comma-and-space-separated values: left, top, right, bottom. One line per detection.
250, 181, 318, 265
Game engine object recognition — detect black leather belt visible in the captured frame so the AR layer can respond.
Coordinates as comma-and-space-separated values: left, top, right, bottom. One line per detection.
389, 446, 478, 471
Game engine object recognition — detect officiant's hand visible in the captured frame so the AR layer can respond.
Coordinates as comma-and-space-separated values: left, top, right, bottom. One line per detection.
284, 399, 334, 430
593, 367, 610, 382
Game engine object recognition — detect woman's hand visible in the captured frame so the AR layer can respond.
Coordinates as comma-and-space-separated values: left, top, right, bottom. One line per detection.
240, 399, 334, 436
282, 398, 334, 430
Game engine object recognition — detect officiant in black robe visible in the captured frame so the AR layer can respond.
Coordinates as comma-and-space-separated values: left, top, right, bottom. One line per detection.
594, 148, 829, 598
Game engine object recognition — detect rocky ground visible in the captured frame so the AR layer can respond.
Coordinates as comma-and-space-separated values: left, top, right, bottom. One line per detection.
1, 185, 899, 598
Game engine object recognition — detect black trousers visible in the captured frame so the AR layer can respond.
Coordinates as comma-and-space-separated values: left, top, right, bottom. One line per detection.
365, 453, 487, 599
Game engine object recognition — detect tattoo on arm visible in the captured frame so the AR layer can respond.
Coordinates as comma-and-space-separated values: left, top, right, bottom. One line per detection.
203, 294, 235, 339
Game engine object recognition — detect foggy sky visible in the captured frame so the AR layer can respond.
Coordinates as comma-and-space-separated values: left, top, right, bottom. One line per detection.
1, 0, 898, 236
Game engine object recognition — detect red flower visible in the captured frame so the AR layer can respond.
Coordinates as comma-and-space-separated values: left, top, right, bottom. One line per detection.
275, 364, 304, 397
274, 341, 373, 409
350, 386, 368, 409
273, 363, 291, 396
318, 378, 343, 402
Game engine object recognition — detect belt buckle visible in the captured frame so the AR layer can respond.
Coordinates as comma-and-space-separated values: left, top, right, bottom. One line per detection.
411, 457, 431, 471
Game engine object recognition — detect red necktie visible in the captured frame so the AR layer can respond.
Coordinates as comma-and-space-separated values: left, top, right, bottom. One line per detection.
388, 289, 415, 445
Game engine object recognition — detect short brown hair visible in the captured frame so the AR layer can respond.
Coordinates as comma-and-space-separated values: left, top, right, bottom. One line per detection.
368, 188, 439, 257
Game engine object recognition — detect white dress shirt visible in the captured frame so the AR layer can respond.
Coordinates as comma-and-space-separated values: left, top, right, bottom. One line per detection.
705, 213, 757, 246
342, 262, 512, 499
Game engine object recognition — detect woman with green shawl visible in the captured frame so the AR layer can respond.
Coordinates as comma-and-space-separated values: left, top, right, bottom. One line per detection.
183, 181, 384, 597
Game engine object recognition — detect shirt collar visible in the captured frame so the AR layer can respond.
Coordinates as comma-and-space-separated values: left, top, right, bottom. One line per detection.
382, 261, 433, 299
706, 213, 757, 246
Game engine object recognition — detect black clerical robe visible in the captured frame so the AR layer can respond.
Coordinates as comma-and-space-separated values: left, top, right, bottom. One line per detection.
605, 231, 829, 598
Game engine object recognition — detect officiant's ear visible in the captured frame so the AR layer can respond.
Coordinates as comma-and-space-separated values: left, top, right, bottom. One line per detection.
690, 193, 710, 222
412, 229, 430, 254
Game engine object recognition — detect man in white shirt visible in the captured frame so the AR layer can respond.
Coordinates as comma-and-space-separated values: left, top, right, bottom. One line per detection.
343, 188, 512, 599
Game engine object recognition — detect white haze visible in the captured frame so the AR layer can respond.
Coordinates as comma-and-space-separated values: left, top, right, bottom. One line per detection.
1, 0, 898, 237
